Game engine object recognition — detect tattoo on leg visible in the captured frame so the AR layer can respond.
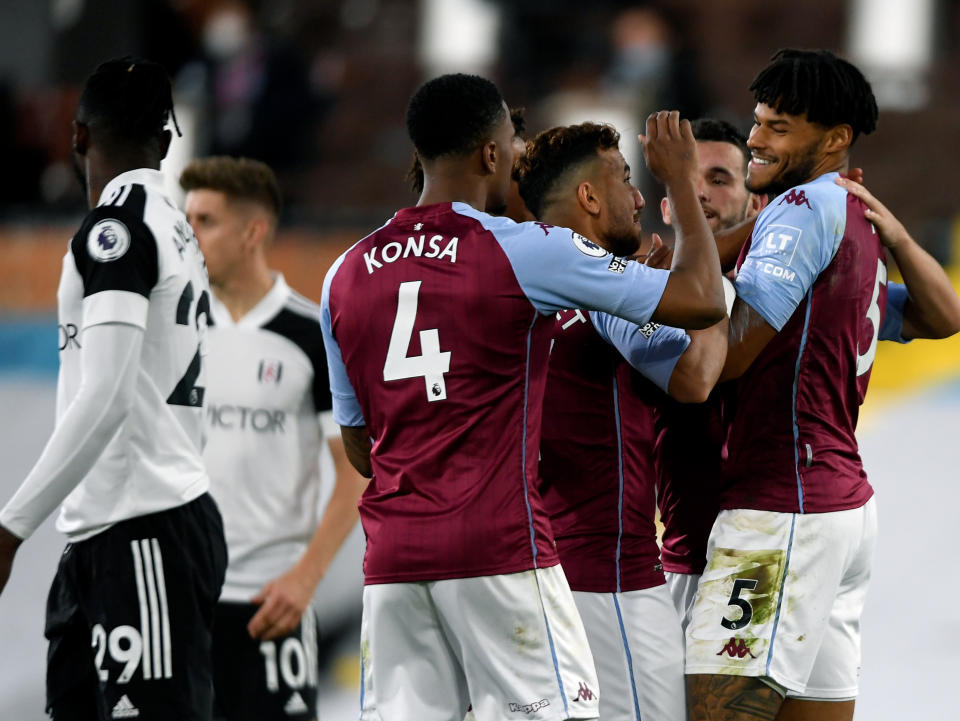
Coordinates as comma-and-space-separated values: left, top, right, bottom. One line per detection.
687, 675, 784, 721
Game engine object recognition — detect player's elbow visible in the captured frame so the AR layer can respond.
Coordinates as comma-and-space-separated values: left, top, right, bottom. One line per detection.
668, 369, 714, 404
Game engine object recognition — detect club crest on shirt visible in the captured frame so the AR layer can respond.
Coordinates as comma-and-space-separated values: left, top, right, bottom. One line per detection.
258, 359, 283, 384
87, 219, 131, 262
571, 233, 608, 258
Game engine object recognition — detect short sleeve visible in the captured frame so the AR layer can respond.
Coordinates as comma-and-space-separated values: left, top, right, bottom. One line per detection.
590, 311, 690, 393
72, 208, 159, 329
879, 281, 910, 344
453, 205, 670, 326
321, 255, 366, 427
735, 182, 843, 331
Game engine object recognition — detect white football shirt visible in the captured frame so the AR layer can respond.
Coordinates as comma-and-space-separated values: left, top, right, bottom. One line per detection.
202, 275, 334, 601
26, 169, 211, 540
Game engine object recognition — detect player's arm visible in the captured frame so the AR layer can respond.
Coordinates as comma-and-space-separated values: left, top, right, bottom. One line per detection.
720, 189, 838, 381
641, 111, 726, 329
320, 258, 371, 477
247, 425, 369, 640
0, 322, 144, 595
715, 215, 759, 272
591, 296, 727, 403
837, 176, 960, 340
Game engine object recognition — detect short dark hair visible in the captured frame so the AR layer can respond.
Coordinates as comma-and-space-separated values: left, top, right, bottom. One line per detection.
406, 73, 506, 160
406, 106, 527, 194
690, 118, 750, 169
180, 156, 282, 217
514, 122, 621, 219
77, 56, 179, 153
749, 48, 878, 142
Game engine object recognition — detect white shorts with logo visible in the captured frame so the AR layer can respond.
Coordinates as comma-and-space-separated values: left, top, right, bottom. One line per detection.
664, 571, 701, 635
685, 498, 877, 699
359, 565, 599, 721
572, 585, 685, 721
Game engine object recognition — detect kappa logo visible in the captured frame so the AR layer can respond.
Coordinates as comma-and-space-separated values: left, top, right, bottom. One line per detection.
87, 219, 131, 262
717, 637, 757, 659
571, 232, 608, 258
111, 694, 140, 718
258, 360, 283, 384
508, 698, 550, 714
284, 692, 308, 715
777, 189, 812, 209
573, 682, 596, 702
534, 222, 553, 236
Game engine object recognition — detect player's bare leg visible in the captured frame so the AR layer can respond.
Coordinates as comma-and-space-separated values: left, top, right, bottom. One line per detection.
687, 674, 783, 721
774, 698, 854, 721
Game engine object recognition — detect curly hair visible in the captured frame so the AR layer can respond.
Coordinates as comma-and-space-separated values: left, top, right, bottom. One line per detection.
514, 122, 621, 219
406, 74, 506, 160
750, 48, 878, 142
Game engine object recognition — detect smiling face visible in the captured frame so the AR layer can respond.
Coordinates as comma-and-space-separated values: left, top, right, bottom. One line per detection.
694, 140, 752, 232
594, 147, 645, 257
746, 102, 826, 197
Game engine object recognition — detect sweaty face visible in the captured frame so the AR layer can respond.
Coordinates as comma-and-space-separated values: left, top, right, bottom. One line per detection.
595, 148, 644, 257
695, 141, 752, 231
184, 189, 248, 287
746, 103, 825, 197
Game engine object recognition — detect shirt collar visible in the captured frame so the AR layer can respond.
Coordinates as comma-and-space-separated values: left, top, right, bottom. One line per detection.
96, 168, 167, 207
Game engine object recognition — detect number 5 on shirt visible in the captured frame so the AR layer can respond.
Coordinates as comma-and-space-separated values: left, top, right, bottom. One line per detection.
383, 280, 451, 401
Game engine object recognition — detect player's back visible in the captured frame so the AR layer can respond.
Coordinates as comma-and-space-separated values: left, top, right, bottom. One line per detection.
724, 173, 887, 513
56, 169, 211, 539
326, 203, 559, 583
324, 201, 672, 584
539, 310, 662, 593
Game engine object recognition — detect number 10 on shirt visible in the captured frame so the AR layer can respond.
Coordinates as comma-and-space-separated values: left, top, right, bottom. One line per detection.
383, 280, 451, 401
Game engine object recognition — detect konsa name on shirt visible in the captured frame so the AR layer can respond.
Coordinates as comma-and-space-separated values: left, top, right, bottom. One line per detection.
363, 234, 459, 274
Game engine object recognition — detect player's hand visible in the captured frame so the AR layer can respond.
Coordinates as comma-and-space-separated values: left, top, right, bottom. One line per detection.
639, 110, 698, 188
0, 524, 23, 596
247, 568, 315, 641
835, 176, 910, 249
642, 233, 674, 270
841, 167, 864, 184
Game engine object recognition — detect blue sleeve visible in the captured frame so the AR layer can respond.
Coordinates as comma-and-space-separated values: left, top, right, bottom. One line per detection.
879, 281, 910, 344
453, 204, 669, 326
590, 311, 690, 393
320, 255, 366, 427
735, 180, 844, 331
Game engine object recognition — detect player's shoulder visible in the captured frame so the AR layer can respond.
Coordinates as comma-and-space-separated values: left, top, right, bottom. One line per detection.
262, 281, 326, 363
451, 202, 575, 246
764, 172, 846, 227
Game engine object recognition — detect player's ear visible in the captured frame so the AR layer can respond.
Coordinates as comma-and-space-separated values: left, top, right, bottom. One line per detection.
159, 129, 172, 161
480, 139, 497, 176
660, 196, 672, 226
576, 181, 601, 216
72, 121, 89, 157
823, 123, 853, 155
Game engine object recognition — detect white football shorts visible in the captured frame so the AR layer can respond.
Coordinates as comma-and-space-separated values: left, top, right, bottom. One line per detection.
572, 585, 685, 721
685, 498, 877, 699
360, 565, 599, 721
664, 571, 701, 635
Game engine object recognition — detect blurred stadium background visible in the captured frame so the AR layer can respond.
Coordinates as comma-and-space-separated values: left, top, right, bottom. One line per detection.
1, 1, 958, 719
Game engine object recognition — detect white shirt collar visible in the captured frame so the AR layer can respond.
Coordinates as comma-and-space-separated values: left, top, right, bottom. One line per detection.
96, 168, 167, 207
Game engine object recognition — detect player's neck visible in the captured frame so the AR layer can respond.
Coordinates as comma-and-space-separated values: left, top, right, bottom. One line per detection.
213, 263, 275, 322
85, 148, 160, 208
542, 208, 607, 253
807, 153, 848, 184
417, 168, 487, 212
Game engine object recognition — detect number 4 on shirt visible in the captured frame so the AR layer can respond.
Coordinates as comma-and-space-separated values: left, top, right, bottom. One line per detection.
383, 280, 451, 402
